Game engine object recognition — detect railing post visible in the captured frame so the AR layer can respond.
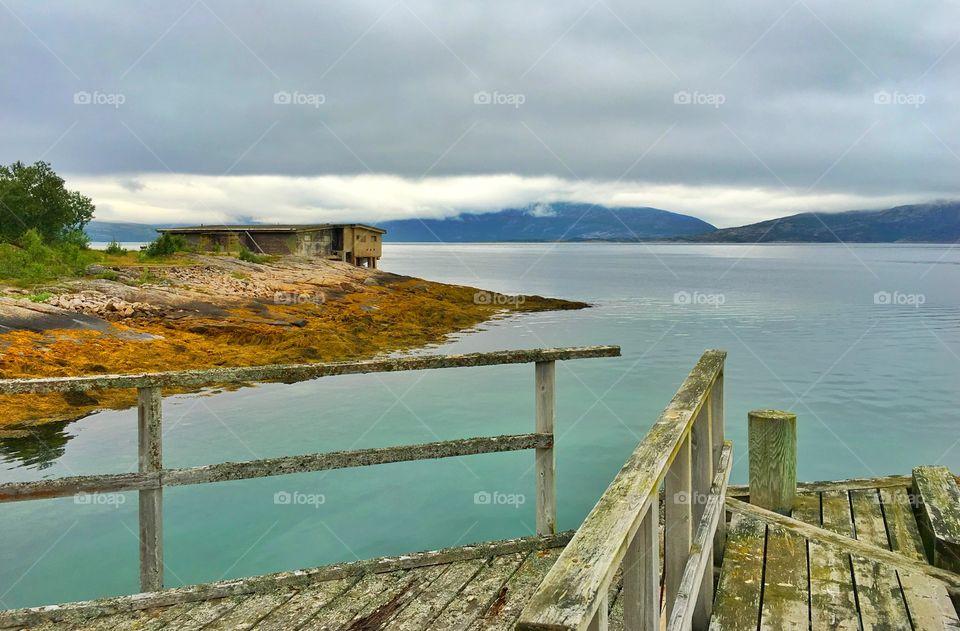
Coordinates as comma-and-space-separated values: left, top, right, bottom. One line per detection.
588, 592, 609, 631
710, 371, 725, 569
748, 409, 796, 515
690, 405, 714, 630
623, 500, 659, 631
138, 386, 163, 592
664, 434, 692, 622
535, 361, 556, 536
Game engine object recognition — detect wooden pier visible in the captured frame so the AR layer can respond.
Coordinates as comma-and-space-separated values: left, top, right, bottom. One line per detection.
1, 348, 959, 630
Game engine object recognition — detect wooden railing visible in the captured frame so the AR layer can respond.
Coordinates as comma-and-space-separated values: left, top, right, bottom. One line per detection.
516, 349, 729, 631
0, 345, 620, 594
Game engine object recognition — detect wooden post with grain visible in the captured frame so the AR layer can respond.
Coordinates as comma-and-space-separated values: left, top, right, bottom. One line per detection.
535, 360, 557, 536
748, 409, 796, 515
137, 386, 163, 592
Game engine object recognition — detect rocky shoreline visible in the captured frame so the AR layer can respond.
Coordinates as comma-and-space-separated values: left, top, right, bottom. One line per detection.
0, 254, 587, 429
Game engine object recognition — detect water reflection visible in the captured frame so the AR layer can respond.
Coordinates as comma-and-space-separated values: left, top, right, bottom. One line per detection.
0, 421, 73, 469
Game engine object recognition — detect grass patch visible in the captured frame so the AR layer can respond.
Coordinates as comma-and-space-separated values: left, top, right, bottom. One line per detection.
238, 248, 274, 264
26, 292, 53, 303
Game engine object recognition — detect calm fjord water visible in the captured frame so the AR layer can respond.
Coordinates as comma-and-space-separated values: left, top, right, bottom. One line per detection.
1, 243, 958, 608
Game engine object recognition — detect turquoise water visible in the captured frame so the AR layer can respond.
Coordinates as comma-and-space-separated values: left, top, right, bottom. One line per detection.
1, 243, 958, 608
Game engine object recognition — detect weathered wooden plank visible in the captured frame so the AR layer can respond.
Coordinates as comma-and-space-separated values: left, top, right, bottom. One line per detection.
303, 570, 410, 630
820, 489, 854, 537
587, 592, 608, 631
165, 596, 243, 630
0, 346, 622, 394
793, 493, 859, 631
897, 569, 960, 631
879, 487, 960, 631
201, 590, 296, 630
849, 489, 912, 630
729, 473, 918, 497
666, 442, 732, 631
758, 524, 808, 631
664, 434, 692, 623
622, 501, 659, 631
388, 559, 487, 630
138, 386, 164, 594
517, 350, 726, 631
535, 361, 556, 536
708, 513, 766, 631
0, 472, 160, 503
689, 406, 714, 630
710, 370, 725, 570
725, 498, 960, 590
469, 548, 563, 630
79, 601, 201, 631
428, 552, 530, 630
0, 434, 552, 503
248, 578, 358, 631
0, 532, 571, 628
879, 486, 926, 561
162, 433, 552, 487
913, 465, 960, 573
331, 564, 446, 630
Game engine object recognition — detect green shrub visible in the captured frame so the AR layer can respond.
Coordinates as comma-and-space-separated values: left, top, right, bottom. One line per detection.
0, 229, 94, 284
144, 233, 188, 258
238, 247, 271, 264
104, 240, 126, 255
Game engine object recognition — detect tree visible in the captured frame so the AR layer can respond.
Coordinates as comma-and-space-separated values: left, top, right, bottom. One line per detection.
0, 161, 95, 244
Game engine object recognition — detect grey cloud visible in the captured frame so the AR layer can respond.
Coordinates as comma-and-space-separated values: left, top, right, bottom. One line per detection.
0, 0, 958, 214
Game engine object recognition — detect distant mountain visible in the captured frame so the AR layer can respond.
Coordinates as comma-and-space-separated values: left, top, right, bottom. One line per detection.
85, 221, 169, 242
689, 202, 960, 243
380, 203, 716, 242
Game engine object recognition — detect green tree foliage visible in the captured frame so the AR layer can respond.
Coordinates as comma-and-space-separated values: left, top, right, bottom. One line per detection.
0, 161, 95, 244
143, 233, 188, 257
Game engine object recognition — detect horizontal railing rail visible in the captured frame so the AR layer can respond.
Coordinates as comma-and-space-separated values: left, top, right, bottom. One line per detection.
516, 349, 726, 631
0, 345, 620, 596
0, 346, 619, 394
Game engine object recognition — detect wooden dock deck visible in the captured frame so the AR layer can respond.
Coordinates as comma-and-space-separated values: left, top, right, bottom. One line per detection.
715, 476, 960, 630
2, 348, 959, 630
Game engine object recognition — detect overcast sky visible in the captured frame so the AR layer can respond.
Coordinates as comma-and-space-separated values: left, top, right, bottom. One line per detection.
2, 1, 958, 227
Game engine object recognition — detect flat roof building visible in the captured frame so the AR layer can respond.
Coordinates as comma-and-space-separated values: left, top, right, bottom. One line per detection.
157, 224, 385, 268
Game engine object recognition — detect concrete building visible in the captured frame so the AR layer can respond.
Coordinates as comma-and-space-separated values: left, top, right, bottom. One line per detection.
157, 224, 385, 267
